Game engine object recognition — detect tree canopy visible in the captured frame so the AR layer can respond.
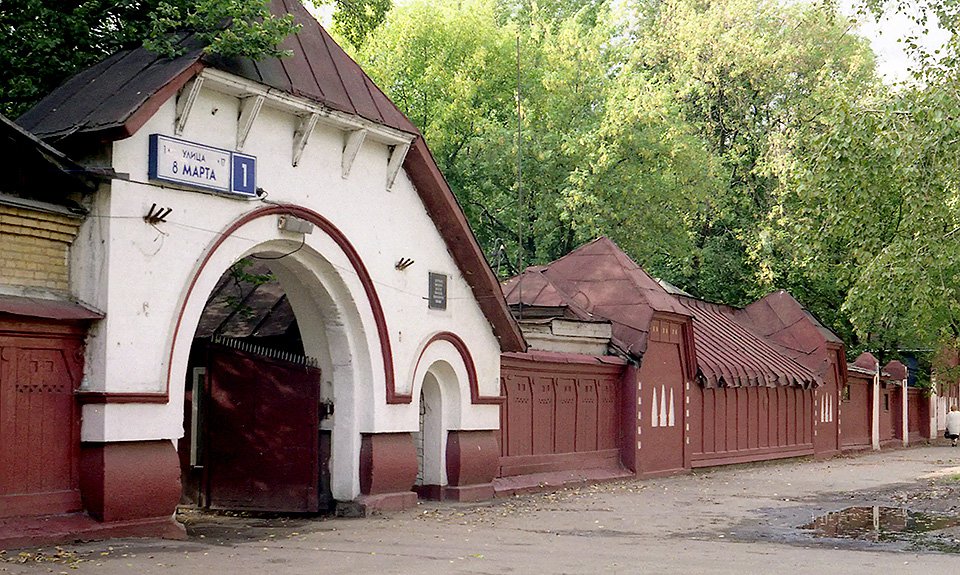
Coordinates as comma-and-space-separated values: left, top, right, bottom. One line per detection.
765, 1, 960, 352
357, 0, 879, 323
8, 0, 960, 354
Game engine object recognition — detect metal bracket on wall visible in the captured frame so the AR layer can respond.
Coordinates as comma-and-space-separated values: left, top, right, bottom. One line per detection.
143, 203, 172, 224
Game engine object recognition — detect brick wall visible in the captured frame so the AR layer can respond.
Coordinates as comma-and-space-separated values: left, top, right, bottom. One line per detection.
0, 205, 81, 292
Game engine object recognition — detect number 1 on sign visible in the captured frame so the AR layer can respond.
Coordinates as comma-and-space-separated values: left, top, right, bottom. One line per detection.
231, 154, 256, 196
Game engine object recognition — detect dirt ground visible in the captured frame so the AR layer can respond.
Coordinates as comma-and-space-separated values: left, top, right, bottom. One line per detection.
5, 444, 960, 574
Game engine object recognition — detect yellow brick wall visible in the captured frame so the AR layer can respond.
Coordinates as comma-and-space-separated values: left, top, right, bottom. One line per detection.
0, 205, 81, 293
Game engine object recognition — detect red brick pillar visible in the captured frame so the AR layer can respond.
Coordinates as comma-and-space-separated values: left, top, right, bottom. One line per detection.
80, 440, 184, 538
358, 432, 418, 512
444, 430, 498, 502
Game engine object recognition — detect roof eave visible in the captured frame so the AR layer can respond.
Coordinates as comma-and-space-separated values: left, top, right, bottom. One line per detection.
405, 137, 526, 352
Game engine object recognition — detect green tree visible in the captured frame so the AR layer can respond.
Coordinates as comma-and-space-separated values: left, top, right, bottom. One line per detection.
359, 0, 881, 305
359, 0, 723, 274
622, 0, 879, 305
763, 1, 960, 350
766, 70, 960, 349
0, 1, 299, 118
358, 0, 620, 269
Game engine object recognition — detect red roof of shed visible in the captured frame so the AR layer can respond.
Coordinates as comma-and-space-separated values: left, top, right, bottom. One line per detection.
677, 296, 821, 388
739, 290, 842, 379
16, 0, 523, 352
503, 237, 691, 356
504, 238, 822, 388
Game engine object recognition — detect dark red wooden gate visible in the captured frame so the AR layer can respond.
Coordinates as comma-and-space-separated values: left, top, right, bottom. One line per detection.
204, 343, 323, 512
0, 320, 84, 518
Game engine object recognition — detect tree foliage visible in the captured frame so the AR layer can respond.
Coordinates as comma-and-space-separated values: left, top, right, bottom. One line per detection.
13, 0, 960, 353
358, 0, 879, 322
756, 0, 960, 353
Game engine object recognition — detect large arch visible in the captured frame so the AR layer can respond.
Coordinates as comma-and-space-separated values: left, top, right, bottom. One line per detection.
167, 206, 389, 501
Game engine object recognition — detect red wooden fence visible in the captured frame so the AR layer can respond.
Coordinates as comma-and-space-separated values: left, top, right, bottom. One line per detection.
499, 354, 624, 478
841, 375, 872, 449
0, 319, 84, 518
689, 385, 815, 467
892, 387, 929, 443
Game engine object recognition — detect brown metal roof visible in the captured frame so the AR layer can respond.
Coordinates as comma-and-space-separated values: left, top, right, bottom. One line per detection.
0, 114, 104, 204
0, 294, 103, 321
503, 237, 691, 357
17, 2, 414, 140
738, 290, 843, 379
503, 238, 823, 388
16, 1, 523, 352
502, 266, 567, 308
17, 35, 207, 141
678, 295, 821, 389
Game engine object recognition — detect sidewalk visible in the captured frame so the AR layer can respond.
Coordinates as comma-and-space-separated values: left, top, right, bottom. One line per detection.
3, 446, 960, 574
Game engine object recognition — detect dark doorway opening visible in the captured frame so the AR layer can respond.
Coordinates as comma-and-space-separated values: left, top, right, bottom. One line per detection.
179, 259, 333, 513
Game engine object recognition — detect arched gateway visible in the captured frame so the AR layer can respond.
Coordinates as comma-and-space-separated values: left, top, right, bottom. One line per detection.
14, 0, 523, 535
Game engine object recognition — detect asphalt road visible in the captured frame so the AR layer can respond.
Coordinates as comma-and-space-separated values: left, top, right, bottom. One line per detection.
4, 445, 960, 574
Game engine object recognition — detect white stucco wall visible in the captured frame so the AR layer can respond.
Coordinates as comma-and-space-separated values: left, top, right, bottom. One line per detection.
71, 77, 503, 498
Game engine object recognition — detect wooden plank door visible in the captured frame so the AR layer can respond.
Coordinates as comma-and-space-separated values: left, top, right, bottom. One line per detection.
0, 330, 82, 518
204, 344, 323, 512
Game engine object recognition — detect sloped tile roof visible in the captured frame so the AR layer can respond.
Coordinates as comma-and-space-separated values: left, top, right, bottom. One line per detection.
504, 237, 822, 388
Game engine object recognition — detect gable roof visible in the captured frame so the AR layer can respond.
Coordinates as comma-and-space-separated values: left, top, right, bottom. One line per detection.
502, 237, 691, 357
677, 295, 821, 389
17, 0, 523, 352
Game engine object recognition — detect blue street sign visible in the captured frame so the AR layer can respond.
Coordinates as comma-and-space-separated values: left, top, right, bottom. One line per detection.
148, 134, 257, 198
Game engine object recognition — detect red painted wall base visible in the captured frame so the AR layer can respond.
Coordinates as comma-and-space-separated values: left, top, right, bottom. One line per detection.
355, 492, 419, 514
80, 440, 183, 523
445, 430, 498, 502
359, 433, 418, 511
1, 440, 185, 549
0, 512, 184, 550
443, 483, 493, 502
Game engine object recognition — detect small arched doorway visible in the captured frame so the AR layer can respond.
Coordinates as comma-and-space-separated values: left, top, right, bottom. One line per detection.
415, 372, 445, 498
179, 255, 336, 513
413, 359, 461, 500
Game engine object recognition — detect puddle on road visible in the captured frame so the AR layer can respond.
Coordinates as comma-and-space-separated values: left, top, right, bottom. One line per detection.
801, 506, 960, 551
